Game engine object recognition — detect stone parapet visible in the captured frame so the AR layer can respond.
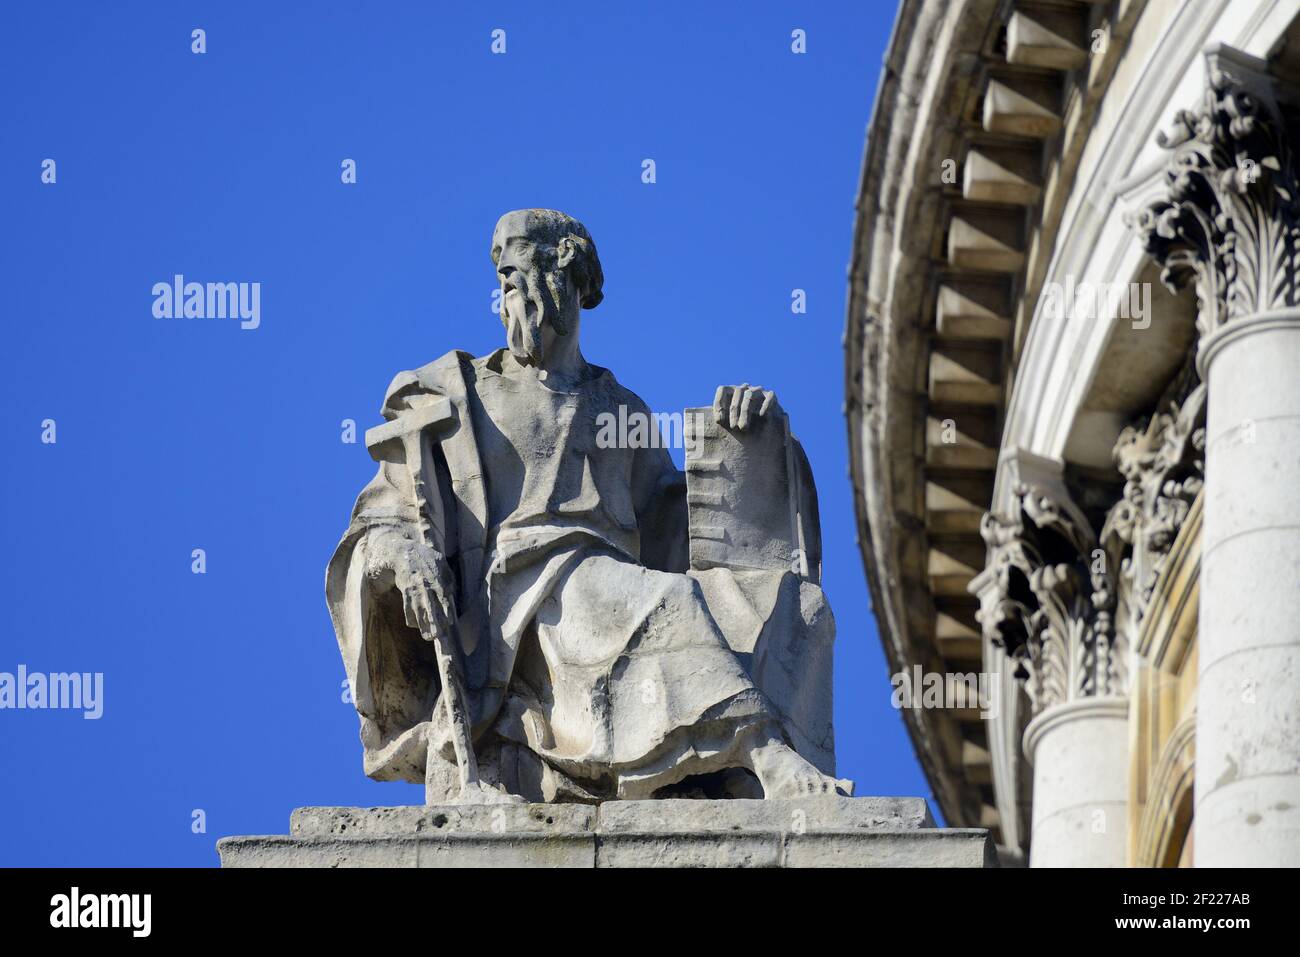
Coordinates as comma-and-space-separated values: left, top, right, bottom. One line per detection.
218, 798, 994, 868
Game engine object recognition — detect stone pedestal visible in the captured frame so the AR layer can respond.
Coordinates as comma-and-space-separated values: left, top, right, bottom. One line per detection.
1022, 697, 1129, 867
217, 798, 994, 868
1195, 309, 1300, 867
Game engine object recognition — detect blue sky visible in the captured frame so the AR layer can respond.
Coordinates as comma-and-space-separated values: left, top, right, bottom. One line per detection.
0, 1, 927, 865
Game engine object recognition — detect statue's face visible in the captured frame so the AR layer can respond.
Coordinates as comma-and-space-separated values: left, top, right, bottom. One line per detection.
493, 218, 578, 367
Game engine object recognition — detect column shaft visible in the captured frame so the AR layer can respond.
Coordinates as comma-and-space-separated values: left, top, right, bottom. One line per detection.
1195, 309, 1300, 867
1023, 697, 1128, 867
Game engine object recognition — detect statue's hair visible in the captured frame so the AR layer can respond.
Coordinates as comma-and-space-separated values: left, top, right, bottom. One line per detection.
491, 209, 605, 309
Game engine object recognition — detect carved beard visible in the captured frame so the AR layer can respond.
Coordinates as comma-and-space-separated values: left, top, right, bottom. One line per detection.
505, 268, 571, 366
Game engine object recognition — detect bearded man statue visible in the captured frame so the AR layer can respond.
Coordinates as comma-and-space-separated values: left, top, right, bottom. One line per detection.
326, 209, 849, 804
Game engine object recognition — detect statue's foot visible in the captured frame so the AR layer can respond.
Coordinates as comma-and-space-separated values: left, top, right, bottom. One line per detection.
450, 779, 527, 806
750, 740, 854, 799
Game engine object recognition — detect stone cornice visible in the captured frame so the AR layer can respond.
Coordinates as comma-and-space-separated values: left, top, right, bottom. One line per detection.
844, 0, 1005, 836
846, 0, 1154, 848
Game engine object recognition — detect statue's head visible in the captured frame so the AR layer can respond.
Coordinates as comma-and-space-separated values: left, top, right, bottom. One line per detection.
490, 209, 603, 366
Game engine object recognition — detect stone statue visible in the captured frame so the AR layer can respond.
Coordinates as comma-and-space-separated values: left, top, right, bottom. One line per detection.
326, 209, 850, 805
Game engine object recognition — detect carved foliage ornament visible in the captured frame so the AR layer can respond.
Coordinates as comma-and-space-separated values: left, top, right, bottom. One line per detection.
977, 483, 1124, 715
1101, 377, 1206, 627
1132, 48, 1300, 337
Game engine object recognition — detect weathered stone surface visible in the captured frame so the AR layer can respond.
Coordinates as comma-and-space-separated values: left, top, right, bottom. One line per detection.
597, 832, 781, 869
596, 796, 933, 833
289, 803, 595, 837
215, 211, 992, 869
219, 833, 596, 869
325, 208, 848, 806
779, 830, 994, 868
219, 798, 993, 868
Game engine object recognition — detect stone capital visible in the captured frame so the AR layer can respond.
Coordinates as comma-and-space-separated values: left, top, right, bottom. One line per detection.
973, 475, 1125, 716
1132, 43, 1300, 339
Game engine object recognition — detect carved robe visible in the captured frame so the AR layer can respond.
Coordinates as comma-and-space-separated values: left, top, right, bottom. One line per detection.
327, 349, 833, 801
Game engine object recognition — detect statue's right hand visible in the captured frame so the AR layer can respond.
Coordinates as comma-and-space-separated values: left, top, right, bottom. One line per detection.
364, 530, 456, 641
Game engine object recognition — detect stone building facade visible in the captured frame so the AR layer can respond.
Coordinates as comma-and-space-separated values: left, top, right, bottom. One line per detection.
847, 0, 1300, 866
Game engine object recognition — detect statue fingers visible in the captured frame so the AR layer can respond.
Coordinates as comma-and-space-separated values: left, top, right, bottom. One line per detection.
401, 587, 422, 632
713, 385, 731, 425
398, 579, 435, 639
758, 389, 776, 417
738, 387, 757, 430
414, 589, 440, 641
729, 383, 748, 429
422, 556, 458, 622
427, 579, 456, 633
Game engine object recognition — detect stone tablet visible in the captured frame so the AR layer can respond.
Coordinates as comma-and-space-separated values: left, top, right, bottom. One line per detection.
684, 408, 807, 577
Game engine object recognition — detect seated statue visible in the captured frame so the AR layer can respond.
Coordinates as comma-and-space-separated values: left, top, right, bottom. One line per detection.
325, 209, 850, 804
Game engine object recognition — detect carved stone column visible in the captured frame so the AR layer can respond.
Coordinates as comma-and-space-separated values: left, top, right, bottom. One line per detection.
971, 453, 1129, 867
1135, 43, 1300, 867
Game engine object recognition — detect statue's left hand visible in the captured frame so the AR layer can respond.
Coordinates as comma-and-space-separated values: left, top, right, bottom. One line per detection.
713, 384, 779, 431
